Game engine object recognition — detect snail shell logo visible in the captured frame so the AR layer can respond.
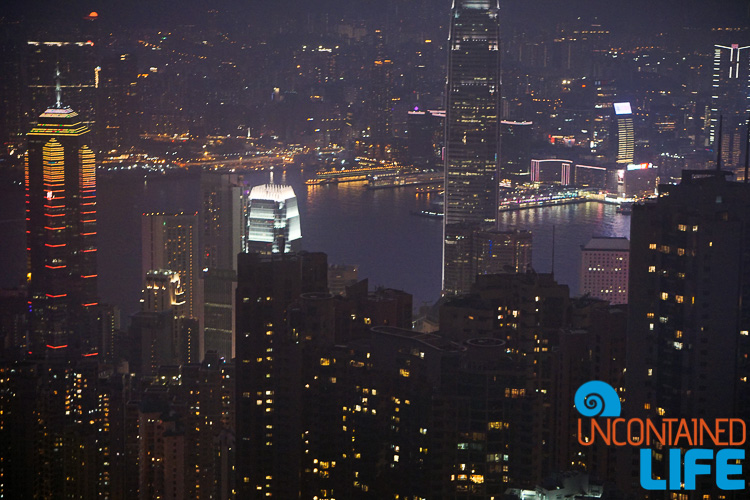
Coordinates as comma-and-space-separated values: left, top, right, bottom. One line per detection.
574, 381, 621, 417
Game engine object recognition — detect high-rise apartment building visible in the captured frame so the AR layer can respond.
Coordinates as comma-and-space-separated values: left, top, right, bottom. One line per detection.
709, 44, 750, 170
26, 101, 98, 353
235, 251, 328, 499
244, 183, 301, 255
129, 270, 198, 375
443, 0, 501, 296
625, 169, 750, 494
201, 173, 243, 360
579, 236, 629, 304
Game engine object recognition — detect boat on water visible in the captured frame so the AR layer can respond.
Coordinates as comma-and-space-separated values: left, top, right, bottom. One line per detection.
616, 202, 633, 215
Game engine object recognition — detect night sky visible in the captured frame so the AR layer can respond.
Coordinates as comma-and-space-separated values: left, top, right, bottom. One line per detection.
4, 0, 749, 33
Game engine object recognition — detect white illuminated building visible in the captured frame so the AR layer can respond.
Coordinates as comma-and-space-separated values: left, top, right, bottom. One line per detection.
244, 183, 301, 254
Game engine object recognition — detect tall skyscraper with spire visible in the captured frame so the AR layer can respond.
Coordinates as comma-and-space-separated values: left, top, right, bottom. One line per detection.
443, 0, 501, 296
25, 70, 98, 353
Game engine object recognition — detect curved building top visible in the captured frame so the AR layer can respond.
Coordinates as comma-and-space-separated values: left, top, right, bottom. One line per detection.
248, 183, 297, 203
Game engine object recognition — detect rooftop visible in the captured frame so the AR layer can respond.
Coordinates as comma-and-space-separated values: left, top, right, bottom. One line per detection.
582, 236, 630, 252
248, 183, 297, 203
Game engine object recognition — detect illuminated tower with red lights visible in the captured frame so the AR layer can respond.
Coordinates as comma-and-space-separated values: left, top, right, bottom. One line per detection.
25, 76, 98, 354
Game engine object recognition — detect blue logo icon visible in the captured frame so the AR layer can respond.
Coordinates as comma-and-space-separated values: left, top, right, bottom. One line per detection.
574, 380, 621, 417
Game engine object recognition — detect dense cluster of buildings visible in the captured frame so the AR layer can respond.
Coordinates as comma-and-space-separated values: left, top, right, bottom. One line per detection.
1, 1, 750, 499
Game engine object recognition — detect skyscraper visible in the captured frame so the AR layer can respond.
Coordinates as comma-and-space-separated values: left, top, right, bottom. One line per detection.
235, 251, 328, 499
443, 0, 501, 296
142, 212, 200, 320
26, 94, 98, 353
369, 28, 393, 159
244, 183, 301, 255
201, 173, 243, 360
612, 102, 634, 165
709, 44, 750, 170
625, 169, 750, 495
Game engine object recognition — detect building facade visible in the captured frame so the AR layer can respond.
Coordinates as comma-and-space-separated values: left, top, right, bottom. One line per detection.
443, 0, 501, 296
625, 170, 750, 495
579, 236, 629, 304
612, 102, 635, 165
709, 44, 750, 171
26, 104, 98, 353
201, 173, 244, 360
142, 212, 200, 320
244, 183, 301, 255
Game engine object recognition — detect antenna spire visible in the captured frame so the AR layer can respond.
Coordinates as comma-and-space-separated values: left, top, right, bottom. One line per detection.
54, 63, 62, 109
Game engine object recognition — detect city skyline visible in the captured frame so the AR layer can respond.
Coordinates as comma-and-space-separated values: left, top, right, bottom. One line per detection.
1, 1, 750, 498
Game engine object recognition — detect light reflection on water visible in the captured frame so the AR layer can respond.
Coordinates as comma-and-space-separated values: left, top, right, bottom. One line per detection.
0, 169, 629, 317
498, 202, 630, 295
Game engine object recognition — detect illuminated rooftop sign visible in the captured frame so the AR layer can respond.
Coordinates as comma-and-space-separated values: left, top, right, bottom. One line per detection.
614, 102, 632, 115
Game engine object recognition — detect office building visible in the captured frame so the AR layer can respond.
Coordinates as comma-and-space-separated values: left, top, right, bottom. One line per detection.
201, 173, 243, 360
444, 226, 532, 295
244, 183, 301, 255
626, 169, 750, 494
443, 0, 501, 296
142, 212, 200, 320
579, 236, 629, 304
26, 98, 98, 353
709, 44, 750, 170
369, 28, 393, 158
612, 102, 634, 164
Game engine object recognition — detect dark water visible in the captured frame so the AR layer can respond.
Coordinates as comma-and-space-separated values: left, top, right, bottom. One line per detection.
0, 170, 630, 318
